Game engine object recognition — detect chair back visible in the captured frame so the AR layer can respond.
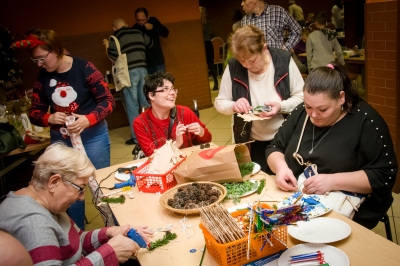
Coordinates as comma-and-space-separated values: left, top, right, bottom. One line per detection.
211, 37, 225, 64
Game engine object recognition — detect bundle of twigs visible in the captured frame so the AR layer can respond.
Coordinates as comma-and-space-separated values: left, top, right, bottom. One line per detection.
199, 203, 246, 244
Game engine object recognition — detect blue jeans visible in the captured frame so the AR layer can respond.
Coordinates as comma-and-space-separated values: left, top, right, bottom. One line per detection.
51, 120, 111, 229
147, 64, 166, 75
121, 67, 148, 140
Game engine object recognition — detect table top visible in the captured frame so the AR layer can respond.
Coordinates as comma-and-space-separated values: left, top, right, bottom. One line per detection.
297, 53, 365, 64
95, 146, 400, 266
0, 140, 50, 158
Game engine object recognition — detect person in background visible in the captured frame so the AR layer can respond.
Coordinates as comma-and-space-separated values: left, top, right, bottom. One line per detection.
308, 16, 336, 33
288, 0, 305, 27
133, 7, 169, 74
266, 63, 397, 229
200, 6, 219, 91
134, 72, 212, 157
0, 142, 153, 265
291, 28, 309, 73
214, 25, 304, 174
306, 11, 344, 71
331, 0, 345, 32
305, 13, 315, 27
15, 29, 115, 230
232, 9, 243, 31
103, 18, 153, 146
241, 0, 301, 51
0, 230, 33, 266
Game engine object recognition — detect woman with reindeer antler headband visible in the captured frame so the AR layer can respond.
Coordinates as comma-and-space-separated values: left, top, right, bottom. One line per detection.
12, 29, 115, 230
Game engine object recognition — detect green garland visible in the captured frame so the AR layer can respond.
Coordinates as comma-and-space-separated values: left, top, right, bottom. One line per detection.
100, 195, 126, 204
148, 231, 177, 251
256, 179, 266, 194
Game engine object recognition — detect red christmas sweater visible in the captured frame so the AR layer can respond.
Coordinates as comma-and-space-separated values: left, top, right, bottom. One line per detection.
133, 105, 212, 156
29, 56, 115, 128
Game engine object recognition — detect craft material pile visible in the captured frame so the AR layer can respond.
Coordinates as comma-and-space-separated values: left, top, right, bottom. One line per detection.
167, 182, 221, 209
279, 191, 331, 218
199, 203, 246, 244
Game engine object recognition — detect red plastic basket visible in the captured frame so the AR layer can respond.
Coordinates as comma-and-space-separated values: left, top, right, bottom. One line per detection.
199, 207, 287, 266
132, 156, 186, 193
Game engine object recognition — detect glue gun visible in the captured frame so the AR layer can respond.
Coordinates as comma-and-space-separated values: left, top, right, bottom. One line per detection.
113, 174, 137, 189
127, 228, 148, 248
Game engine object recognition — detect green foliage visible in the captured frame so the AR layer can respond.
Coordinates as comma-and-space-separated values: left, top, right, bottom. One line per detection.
239, 162, 254, 177
148, 232, 177, 251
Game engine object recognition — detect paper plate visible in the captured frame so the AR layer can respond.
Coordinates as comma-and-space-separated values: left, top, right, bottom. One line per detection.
277, 193, 333, 218
278, 243, 349, 266
114, 162, 145, 181
288, 217, 351, 243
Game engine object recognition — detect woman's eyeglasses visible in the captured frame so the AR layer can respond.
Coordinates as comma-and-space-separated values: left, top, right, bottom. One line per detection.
154, 87, 178, 94
65, 179, 86, 195
31, 49, 52, 64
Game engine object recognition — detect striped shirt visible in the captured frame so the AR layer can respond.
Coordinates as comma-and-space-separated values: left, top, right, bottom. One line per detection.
241, 4, 301, 51
108, 26, 153, 70
0, 192, 118, 266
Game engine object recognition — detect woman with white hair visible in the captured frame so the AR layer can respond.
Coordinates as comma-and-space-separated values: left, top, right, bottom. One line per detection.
0, 142, 152, 265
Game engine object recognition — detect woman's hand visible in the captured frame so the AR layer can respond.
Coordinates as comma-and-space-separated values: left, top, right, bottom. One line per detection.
275, 167, 298, 191
67, 113, 90, 134
48, 112, 67, 125
186, 122, 204, 137
258, 102, 282, 119
302, 174, 333, 195
107, 224, 140, 263
174, 122, 186, 148
232, 98, 252, 114
133, 225, 153, 243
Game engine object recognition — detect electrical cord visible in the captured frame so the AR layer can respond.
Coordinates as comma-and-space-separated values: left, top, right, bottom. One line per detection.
92, 169, 118, 227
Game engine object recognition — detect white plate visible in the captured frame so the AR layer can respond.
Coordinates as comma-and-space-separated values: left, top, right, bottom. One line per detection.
251, 162, 261, 175
288, 217, 351, 243
114, 162, 145, 181
277, 193, 333, 218
278, 243, 349, 266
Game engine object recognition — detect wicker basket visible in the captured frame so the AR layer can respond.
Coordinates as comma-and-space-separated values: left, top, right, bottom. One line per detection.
159, 181, 227, 215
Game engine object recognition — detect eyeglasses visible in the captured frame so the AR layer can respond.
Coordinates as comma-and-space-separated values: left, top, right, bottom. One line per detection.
154, 87, 178, 94
65, 180, 86, 195
31, 49, 52, 64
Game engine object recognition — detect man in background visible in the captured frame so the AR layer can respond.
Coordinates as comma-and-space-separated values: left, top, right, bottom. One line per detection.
288, 0, 305, 27
103, 18, 153, 146
133, 7, 169, 74
241, 0, 301, 51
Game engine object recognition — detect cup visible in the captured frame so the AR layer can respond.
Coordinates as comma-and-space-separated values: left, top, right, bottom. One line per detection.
7, 114, 23, 130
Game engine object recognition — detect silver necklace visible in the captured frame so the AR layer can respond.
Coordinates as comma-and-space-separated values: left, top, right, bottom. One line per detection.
309, 124, 335, 154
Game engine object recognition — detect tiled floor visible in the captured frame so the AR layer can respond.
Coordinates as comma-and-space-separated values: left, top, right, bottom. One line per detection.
85, 77, 399, 245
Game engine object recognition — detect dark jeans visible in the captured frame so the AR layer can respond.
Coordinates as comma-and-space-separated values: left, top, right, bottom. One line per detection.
250, 140, 273, 175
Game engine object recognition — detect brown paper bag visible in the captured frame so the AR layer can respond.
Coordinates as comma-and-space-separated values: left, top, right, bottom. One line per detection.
174, 144, 251, 184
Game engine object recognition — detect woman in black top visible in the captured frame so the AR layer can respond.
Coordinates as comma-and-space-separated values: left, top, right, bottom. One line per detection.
266, 63, 397, 229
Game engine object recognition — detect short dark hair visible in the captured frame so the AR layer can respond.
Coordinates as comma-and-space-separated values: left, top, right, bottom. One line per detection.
135, 7, 148, 18
304, 62, 360, 112
143, 72, 175, 103
315, 11, 327, 25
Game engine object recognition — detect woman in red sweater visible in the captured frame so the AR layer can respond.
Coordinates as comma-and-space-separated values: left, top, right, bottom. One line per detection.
134, 72, 212, 156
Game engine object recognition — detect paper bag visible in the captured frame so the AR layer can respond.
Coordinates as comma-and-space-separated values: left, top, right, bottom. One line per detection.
174, 144, 251, 184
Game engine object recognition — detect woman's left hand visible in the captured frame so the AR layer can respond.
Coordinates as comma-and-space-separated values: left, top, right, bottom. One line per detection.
186, 122, 204, 137
257, 102, 282, 118
67, 113, 90, 135
302, 174, 333, 195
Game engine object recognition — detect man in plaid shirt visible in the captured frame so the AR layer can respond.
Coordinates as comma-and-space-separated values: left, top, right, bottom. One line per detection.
241, 0, 301, 51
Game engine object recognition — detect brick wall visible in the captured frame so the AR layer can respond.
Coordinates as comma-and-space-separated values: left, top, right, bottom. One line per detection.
365, 0, 397, 143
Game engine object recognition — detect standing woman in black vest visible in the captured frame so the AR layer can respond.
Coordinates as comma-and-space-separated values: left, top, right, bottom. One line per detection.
214, 25, 304, 174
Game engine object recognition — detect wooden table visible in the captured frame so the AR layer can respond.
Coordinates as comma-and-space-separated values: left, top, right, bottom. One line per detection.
0, 140, 50, 195
95, 146, 400, 265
